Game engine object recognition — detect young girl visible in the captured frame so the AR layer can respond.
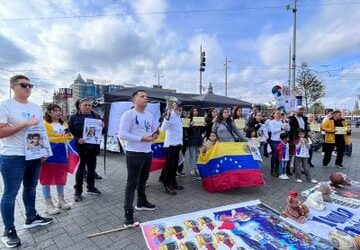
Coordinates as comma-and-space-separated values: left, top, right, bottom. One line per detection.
202, 131, 218, 155
41, 104, 73, 215
294, 129, 318, 184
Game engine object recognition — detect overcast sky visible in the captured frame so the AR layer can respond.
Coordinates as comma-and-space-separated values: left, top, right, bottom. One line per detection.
0, 0, 360, 110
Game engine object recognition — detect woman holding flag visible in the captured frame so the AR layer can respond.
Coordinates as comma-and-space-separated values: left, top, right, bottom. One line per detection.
40, 104, 75, 215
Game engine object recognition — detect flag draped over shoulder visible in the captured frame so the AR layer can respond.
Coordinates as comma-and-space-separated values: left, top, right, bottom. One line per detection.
197, 142, 265, 192
150, 129, 166, 172
40, 122, 80, 186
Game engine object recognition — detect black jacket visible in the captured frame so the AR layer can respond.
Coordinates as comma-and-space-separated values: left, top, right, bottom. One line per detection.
186, 125, 204, 146
289, 115, 308, 142
68, 111, 102, 155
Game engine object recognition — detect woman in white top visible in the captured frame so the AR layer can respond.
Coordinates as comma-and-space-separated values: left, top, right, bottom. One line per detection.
268, 110, 290, 177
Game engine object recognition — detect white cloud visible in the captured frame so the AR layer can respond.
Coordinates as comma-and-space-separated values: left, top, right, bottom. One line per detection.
0, 0, 359, 111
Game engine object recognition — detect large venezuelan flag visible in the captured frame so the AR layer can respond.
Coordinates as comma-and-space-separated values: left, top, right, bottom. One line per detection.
40, 138, 80, 185
150, 129, 166, 172
197, 142, 265, 192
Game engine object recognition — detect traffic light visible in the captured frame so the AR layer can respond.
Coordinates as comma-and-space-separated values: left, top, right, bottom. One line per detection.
200, 51, 206, 72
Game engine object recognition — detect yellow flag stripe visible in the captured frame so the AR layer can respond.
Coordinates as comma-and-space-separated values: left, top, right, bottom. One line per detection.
197, 142, 252, 164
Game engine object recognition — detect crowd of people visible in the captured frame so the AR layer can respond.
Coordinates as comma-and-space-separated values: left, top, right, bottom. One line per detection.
0, 75, 353, 248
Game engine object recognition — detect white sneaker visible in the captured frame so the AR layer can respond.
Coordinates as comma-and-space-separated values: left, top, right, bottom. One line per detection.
283, 175, 289, 180
296, 179, 303, 183
45, 199, 61, 215
190, 170, 197, 176
279, 175, 284, 179
310, 179, 318, 184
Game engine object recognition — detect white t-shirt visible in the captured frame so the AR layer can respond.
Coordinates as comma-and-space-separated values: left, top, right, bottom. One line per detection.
0, 99, 43, 156
52, 123, 65, 135
161, 110, 183, 147
118, 109, 155, 153
269, 119, 290, 141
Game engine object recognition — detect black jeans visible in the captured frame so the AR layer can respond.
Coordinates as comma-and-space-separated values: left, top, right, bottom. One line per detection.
163, 145, 182, 187
323, 141, 345, 166
124, 151, 152, 210
74, 149, 97, 194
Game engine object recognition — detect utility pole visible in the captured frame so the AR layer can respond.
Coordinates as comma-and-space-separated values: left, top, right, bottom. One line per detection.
199, 45, 206, 94
224, 57, 231, 97
288, 45, 291, 87
287, 0, 297, 94
154, 73, 163, 87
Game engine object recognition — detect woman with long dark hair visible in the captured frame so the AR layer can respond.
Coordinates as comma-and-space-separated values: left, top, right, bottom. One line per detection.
212, 108, 247, 142
232, 106, 246, 132
204, 108, 218, 139
187, 107, 204, 179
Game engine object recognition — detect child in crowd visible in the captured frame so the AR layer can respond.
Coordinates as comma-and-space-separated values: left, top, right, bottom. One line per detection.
277, 132, 290, 180
202, 131, 218, 155
294, 129, 318, 183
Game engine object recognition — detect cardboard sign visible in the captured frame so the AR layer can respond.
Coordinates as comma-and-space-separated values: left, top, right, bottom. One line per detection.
335, 127, 347, 135
181, 118, 190, 128
192, 117, 205, 126
310, 123, 321, 132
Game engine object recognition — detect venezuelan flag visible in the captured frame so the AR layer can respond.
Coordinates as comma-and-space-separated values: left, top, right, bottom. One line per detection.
197, 142, 265, 192
40, 122, 80, 185
150, 129, 166, 172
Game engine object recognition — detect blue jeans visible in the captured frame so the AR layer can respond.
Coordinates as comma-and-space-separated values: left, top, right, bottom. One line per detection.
279, 161, 287, 175
269, 140, 280, 173
188, 146, 200, 170
42, 185, 64, 200
0, 155, 41, 231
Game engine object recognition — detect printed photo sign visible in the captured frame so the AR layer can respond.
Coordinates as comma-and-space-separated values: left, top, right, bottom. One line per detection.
25, 125, 52, 160
83, 118, 103, 145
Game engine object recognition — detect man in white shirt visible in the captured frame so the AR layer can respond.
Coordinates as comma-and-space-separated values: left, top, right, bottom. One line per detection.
118, 90, 159, 227
160, 100, 183, 195
0, 75, 53, 248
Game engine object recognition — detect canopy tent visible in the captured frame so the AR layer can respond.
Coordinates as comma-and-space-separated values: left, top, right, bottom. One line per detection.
192, 93, 252, 108
102, 86, 253, 172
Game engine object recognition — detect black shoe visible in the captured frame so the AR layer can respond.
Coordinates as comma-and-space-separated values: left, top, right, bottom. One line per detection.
124, 209, 134, 227
176, 172, 186, 177
271, 172, 279, 177
95, 172, 102, 180
87, 187, 101, 195
23, 214, 53, 229
74, 193, 83, 202
164, 186, 177, 195
173, 185, 184, 190
135, 201, 156, 211
309, 163, 315, 168
336, 164, 345, 169
2, 229, 21, 248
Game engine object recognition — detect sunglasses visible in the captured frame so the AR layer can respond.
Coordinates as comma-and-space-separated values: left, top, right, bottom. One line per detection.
16, 82, 34, 89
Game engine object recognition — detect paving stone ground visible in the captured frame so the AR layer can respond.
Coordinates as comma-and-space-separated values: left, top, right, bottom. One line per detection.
1, 128, 359, 249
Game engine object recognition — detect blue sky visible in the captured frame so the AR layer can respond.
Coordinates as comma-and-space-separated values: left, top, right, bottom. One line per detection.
0, 0, 359, 110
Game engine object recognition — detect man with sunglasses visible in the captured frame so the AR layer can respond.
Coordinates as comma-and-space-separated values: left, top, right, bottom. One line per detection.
0, 75, 53, 248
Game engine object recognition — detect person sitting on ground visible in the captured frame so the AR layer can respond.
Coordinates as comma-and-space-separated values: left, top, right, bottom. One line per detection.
201, 131, 218, 155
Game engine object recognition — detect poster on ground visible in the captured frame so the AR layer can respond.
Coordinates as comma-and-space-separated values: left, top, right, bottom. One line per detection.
25, 125, 52, 160
141, 200, 332, 250
283, 201, 360, 239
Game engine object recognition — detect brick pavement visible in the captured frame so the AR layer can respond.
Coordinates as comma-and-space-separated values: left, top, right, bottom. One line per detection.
0, 128, 359, 249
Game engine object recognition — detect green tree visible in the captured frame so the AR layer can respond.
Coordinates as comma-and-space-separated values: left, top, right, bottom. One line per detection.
309, 102, 325, 115
295, 63, 326, 111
